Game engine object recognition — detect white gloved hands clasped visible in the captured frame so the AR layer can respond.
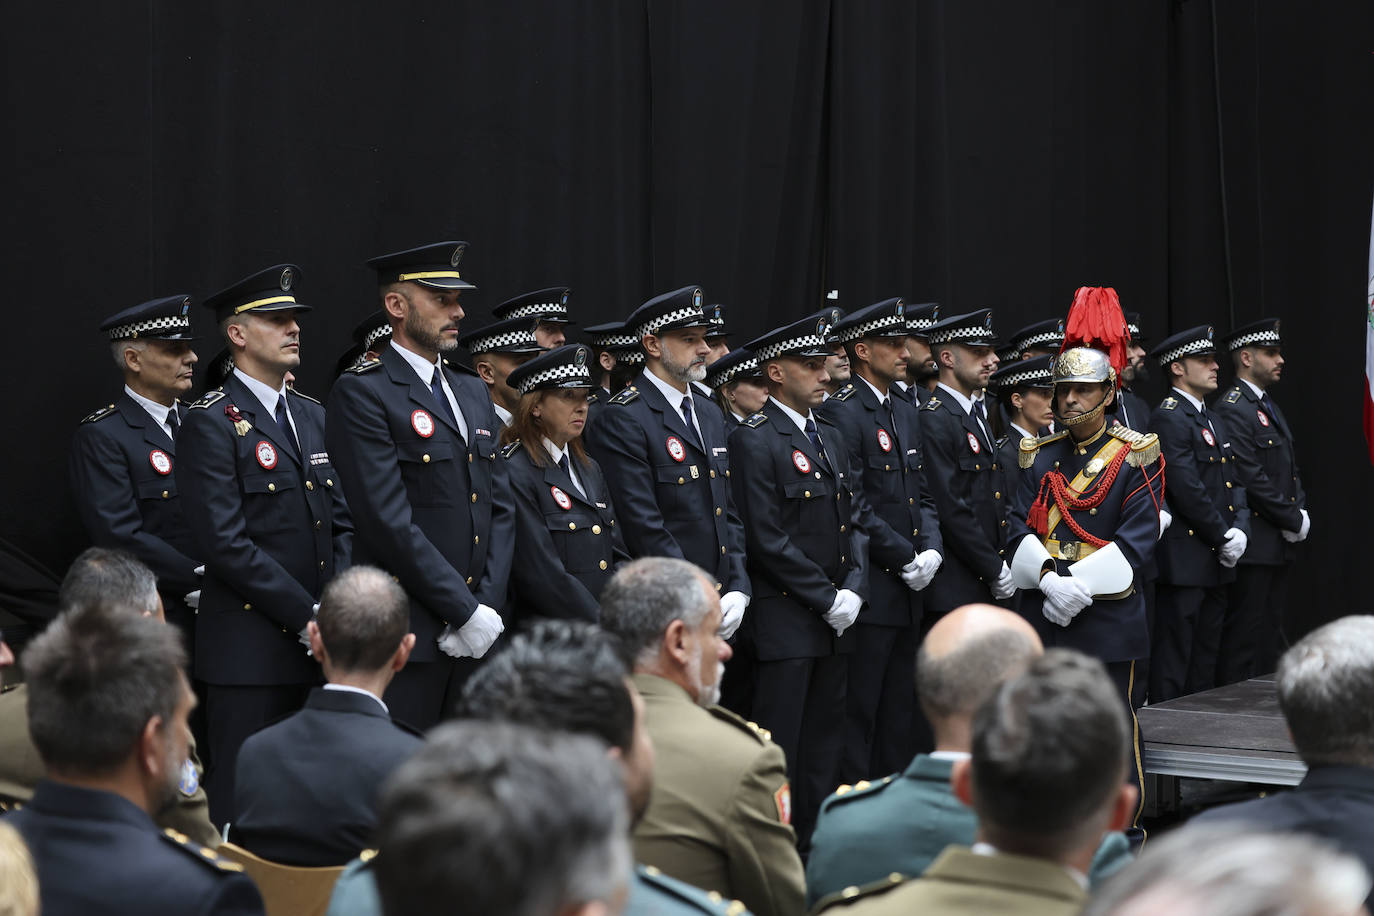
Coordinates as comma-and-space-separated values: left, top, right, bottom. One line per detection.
823, 589, 863, 637
1039, 571, 1094, 627
438, 604, 505, 659
900, 550, 943, 592
1281, 509, 1310, 544
990, 562, 1016, 600
1218, 527, 1249, 568
719, 591, 750, 640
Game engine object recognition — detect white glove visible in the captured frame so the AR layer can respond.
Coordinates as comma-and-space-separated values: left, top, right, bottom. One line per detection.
1039, 571, 1094, 626
991, 562, 1016, 600
1281, 509, 1310, 543
823, 589, 863, 636
719, 591, 750, 640
438, 604, 505, 659
1218, 527, 1248, 568
299, 603, 320, 652
193, 565, 205, 576
900, 550, 943, 592
1158, 509, 1173, 538
184, 590, 200, 610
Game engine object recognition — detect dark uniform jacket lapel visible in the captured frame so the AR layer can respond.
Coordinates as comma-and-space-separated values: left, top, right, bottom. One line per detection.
223, 374, 300, 469
638, 377, 709, 458
117, 394, 176, 453
767, 401, 833, 479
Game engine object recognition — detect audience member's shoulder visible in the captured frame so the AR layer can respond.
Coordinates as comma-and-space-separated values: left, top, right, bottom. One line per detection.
158, 827, 261, 898
817, 775, 897, 817
632, 864, 751, 915
812, 871, 907, 913
705, 705, 779, 755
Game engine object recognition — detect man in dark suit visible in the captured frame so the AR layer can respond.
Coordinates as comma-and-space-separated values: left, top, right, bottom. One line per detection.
326, 242, 513, 730
584, 286, 751, 639
919, 310, 1015, 615
1192, 616, 1374, 903
178, 264, 352, 825
1147, 326, 1250, 701
728, 313, 869, 849
5, 602, 264, 915
231, 566, 422, 866
1211, 319, 1308, 681
70, 295, 202, 655
819, 298, 944, 780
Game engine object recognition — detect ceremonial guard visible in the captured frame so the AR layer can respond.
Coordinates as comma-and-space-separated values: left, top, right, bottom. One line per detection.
1006, 285, 1166, 831
177, 264, 351, 824
818, 299, 943, 780
501, 345, 628, 629
920, 310, 1014, 614
325, 242, 513, 729
893, 301, 940, 407
1211, 319, 1307, 681
457, 316, 544, 427
70, 295, 202, 647
728, 314, 869, 849
1147, 325, 1250, 701
491, 286, 574, 349
706, 348, 769, 426
584, 286, 751, 635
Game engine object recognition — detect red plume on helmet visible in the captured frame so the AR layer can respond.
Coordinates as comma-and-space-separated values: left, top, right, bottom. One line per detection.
1059, 286, 1131, 384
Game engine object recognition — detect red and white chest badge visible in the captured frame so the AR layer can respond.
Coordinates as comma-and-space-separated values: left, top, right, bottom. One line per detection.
665, 436, 686, 463
411, 409, 435, 438
1257, 410, 1270, 427
255, 440, 278, 469
1201, 427, 1216, 447
876, 428, 893, 453
966, 432, 982, 454
148, 449, 172, 476
792, 449, 811, 474
550, 486, 572, 510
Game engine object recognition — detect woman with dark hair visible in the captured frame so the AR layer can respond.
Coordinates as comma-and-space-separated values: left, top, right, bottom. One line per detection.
501, 345, 628, 628
705, 347, 769, 425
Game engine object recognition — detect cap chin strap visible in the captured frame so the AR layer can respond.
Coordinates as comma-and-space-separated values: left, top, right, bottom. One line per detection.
1053, 387, 1111, 429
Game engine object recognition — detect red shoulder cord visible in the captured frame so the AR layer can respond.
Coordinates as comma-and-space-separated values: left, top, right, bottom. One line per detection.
1027, 445, 1131, 548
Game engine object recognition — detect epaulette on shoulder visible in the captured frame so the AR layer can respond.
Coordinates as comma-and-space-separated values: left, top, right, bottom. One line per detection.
441, 357, 480, 377
1160, 395, 1178, 410
609, 387, 640, 406
346, 358, 382, 374
500, 441, 523, 459
189, 390, 226, 409
588, 389, 600, 404
708, 705, 771, 744
813, 871, 909, 913
920, 396, 941, 411
823, 774, 896, 809
81, 404, 117, 424
831, 384, 856, 402
1223, 387, 1242, 404
288, 388, 321, 406
1110, 425, 1161, 467
160, 828, 244, 873
1017, 429, 1068, 468
742, 412, 768, 428
638, 865, 746, 914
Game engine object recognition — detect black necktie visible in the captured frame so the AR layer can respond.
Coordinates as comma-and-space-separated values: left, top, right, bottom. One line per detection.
971, 398, 991, 445
804, 417, 829, 468
166, 407, 179, 439
559, 453, 586, 498
680, 396, 701, 449
1200, 405, 1218, 438
882, 396, 899, 451
275, 395, 300, 461
430, 370, 464, 443
1261, 393, 1276, 418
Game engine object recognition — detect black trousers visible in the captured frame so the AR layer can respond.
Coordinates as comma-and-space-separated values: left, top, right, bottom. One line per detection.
1220, 563, 1292, 683
384, 657, 460, 732
1150, 584, 1226, 702
840, 623, 916, 782
751, 655, 847, 852
205, 682, 312, 828
718, 630, 758, 719
1105, 660, 1147, 845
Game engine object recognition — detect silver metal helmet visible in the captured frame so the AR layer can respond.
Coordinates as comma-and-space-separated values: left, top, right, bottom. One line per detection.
1052, 347, 1116, 386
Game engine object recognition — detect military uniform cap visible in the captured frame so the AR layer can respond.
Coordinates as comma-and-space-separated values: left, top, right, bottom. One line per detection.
101, 294, 197, 341
1224, 317, 1282, 351
203, 348, 235, 390
905, 301, 940, 337
1150, 324, 1217, 367
506, 344, 596, 395
627, 286, 713, 340
367, 241, 476, 290
704, 347, 764, 390
833, 298, 909, 342
1008, 317, 1066, 356
808, 301, 846, 345
584, 321, 637, 351
1125, 310, 1146, 342
352, 309, 393, 351
989, 353, 1054, 393
925, 308, 996, 346
704, 303, 730, 340
747, 313, 834, 361
457, 316, 543, 355
493, 286, 574, 325
204, 264, 312, 323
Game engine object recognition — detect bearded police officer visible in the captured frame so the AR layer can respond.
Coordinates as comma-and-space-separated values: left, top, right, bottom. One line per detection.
893, 302, 940, 408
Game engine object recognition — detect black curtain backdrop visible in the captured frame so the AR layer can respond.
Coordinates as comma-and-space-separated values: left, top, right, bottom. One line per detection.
4, 1, 1371, 639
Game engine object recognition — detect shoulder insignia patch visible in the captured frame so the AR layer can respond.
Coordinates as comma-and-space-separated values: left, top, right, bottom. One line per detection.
743, 412, 768, 428
500, 441, 523, 459
1223, 388, 1242, 404
588, 390, 600, 404
1160, 396, 1178, 411
813, 872, 909, 913
831, 384, 856, 402
189, 390, 226, 409
609, 387, 640, 405
288, 388, 321, 406
823, 774, 895, 808
921, 396, 941, 411
81, 404, 117, 424
160, 828, 245, 873
707, 705, 770, 745
346, 358, 382, 374
1017, 429, 1068, 468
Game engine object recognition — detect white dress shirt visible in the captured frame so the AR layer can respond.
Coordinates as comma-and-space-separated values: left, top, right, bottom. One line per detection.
543, 437, 586, 498
322, 683, 389, 715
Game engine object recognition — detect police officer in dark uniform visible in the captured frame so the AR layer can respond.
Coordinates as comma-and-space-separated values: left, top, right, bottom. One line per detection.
706, 348, 768, 426
919, 310, 1015, 615
334, 310, 393, 378
989, 355, 1056, 469
1148, 326, 1250, 701
584, 286, 751, 638
893, 301, 940, 407
698, 303, 732, 399
457, 317, 545, 429
728, 313, 870, 850
1115, 312, 1152, 432
1211, 318, 1307, 681
177, 264, 351, 825
818, 299, 943, 781
501, 345, 628, 630
584, 321, 641, 428
325, 242, 513, 730
1006, 318, 1066, 362
492, 286, 574, 350
70, 295, 202, 653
